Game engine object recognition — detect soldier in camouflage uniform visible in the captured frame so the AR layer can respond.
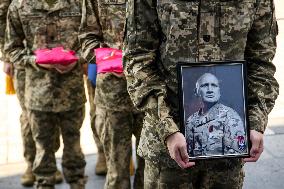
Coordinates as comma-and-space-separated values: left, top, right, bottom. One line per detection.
79, 0, 144, 188
85, 77, 107, 175
124, 0, 279, 188
1, 0, 62, 187
185, 73, 247, 157
4, 0, 91, 188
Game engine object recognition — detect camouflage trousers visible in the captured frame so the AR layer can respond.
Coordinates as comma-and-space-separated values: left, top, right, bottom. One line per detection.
85, 77, 104, 154
27, 107, 86, 187
144, 159, 244, 189
95, 106, 145, 189
13, 69, 60, 169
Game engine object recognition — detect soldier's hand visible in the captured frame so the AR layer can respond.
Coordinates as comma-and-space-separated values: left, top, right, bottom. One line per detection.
244, 130, 264, 162
166, 132, 195, 169
54, 61, 77, 74
37, 63, 55, 69
3, 61, 13, 76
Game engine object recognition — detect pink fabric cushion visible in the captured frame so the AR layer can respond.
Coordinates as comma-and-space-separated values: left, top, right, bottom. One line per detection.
95, 48, 123, 73
34, 47, 78, 65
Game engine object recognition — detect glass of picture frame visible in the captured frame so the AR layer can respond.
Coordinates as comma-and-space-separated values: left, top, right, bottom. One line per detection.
177, 61, 250, 160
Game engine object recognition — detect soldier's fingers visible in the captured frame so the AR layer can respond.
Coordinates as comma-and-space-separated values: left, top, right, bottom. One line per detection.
175, 150, 187, 169
180, 148, 195, 168
244, 139, 264, 162
250, 137, 262, 157
179, 145, 189, 163
244, 151, 262, 162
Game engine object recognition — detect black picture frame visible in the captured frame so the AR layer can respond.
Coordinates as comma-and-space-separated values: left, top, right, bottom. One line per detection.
177, 61, 250, 160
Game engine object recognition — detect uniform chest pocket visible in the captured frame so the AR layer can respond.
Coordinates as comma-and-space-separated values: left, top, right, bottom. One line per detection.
58, 12, 82, 32
20, 13, 45, 27
57, 12, 82, 48
20, 13, 49, 48
102, 0, 126, 5
220, 1, 255, 42
157, 0, 199, 61
58, 12, 81, 27
99, 0, 126, 46
59, 12, 82, 17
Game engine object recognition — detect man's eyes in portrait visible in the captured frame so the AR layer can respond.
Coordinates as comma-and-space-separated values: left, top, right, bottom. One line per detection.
200, 83, 219, 88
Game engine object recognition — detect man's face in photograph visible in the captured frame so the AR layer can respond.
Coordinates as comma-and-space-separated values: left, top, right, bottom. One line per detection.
197, 73, 221, 103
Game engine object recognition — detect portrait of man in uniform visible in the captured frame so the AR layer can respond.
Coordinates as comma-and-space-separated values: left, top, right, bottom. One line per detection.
179, 62, 249, 159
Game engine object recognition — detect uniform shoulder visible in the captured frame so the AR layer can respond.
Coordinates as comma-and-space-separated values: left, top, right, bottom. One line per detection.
217, 103, 239, 116
186, 110, 200, 123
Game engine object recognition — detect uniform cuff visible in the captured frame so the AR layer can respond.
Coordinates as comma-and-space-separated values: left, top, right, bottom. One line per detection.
158, 117, 180, 145
248, 106, 267, 133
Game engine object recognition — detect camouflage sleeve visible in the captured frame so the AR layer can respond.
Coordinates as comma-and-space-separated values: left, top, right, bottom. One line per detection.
79, 0, 103, 63
244, 0, 279, 133
0, 0, 10, 61
124, 0, 179, 142
4, 2, 36, 68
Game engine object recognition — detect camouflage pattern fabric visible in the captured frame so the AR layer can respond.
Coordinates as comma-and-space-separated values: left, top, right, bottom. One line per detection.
185, 103, 247, 157
144, 160, 194, 189
85, 77, 104, 154
95, 106, 144, 189
0, 0, 10, 61
14, 69, 36, 169
96, 0, 126, 50
145, 159, 244, 189
80, 0, 132, 110
95, 73, 136, 111
123, 0, 279, 185
4, 0, 87, 112
28, 107, 86, 187
80, 0, 145, 188
14, 68, 61, 169
1, 0, 61, 173
4, 0, 89, 187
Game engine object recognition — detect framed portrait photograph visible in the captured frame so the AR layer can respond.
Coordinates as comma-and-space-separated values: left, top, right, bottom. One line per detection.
177, 61, 250, 160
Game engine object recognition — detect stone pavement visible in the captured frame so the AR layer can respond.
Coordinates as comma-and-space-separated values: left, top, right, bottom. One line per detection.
0, 0, 284, 188
0, 129, 284, 189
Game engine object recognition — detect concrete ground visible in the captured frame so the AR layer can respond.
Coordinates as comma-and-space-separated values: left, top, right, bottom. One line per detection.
0, 0, 284, 188
0, 130, 284, 189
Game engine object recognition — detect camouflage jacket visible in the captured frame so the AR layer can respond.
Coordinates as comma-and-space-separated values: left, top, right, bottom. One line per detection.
124, 0, 279, 166
185, 103, 247, 157
4, 0, 89, 112
0, 0, 10, 61
80, 0, 134, 111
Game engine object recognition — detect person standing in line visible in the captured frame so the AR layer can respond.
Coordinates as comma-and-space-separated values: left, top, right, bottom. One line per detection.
4, 0, 91, 188
84, 68, 107, 175
79, 0, 144, 188
124, 0, 279, 188
1, 0, 62, 187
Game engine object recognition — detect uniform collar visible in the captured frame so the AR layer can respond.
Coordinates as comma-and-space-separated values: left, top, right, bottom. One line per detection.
198, 102, 221, 116
32, 0, 70, 12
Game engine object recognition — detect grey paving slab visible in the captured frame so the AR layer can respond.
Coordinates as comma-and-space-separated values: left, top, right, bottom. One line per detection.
243, 134, 284, 189
263, 134, 284, 158
270, 126, 284, 134
243, 157, 284, 189
0, 154, 106, 189
1, 134, 284, 189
